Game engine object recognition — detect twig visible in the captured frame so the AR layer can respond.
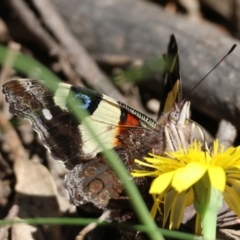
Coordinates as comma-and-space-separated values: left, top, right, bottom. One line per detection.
0, 114, 28, 163
31, 0, 125, 101
5, 0, 83, 85
0, 205, 19, 240
75, 210, 110, 240
7, 0, 58, 52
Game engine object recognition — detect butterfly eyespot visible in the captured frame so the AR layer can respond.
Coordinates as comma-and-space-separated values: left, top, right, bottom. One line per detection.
169, 110, 180, 123
89, 179, 104, 193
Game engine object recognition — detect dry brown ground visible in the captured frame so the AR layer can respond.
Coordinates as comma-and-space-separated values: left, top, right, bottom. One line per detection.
1, 1, 240, 239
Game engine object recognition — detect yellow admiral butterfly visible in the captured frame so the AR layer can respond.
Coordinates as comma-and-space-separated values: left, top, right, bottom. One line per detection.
2, 35, 201, 209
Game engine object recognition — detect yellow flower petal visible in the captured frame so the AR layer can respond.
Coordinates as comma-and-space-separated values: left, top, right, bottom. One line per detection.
224, 185, 240, 217
132, 139, 240, 232
227, 177, 240, 187
134, 159, 159, 168
150, 194, 162, 218
208, 166, 226, 191
227, 171, 240, 181
195, 213, 202, 235
150, 171, 174, 194
163, 189, 177, 227
170, 190, 190, 229
172, 162, 207, 192
131, 170, 158, 177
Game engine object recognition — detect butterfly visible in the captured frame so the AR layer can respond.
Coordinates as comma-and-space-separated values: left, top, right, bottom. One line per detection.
2, 35, 202, 211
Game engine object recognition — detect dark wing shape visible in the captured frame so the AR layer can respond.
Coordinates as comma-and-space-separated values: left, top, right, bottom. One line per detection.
157, 34, 182, 119
2, 79, 156, 170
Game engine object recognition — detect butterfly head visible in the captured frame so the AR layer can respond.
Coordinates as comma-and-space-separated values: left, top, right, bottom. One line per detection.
163, 100, 190, 126
153, 100, 192, 154
168, 101, 190, 124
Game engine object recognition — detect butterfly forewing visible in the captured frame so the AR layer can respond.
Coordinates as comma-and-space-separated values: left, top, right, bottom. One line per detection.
2, 79, 156, 167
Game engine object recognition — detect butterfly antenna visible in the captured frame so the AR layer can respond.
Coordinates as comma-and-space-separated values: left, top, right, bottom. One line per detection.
184, 43, 237, 101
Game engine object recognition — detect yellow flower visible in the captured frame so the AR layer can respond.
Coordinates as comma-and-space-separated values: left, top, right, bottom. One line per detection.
132, 140, 240, 233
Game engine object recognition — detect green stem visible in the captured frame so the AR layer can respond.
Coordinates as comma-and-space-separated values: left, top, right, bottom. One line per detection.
193, 174, 223, 239
201, 186, 223, 240
201, 207, 217, 239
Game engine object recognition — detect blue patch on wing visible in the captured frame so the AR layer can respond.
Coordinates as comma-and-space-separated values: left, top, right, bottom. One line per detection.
68, 85, 101, 115
75, 93, 91, 109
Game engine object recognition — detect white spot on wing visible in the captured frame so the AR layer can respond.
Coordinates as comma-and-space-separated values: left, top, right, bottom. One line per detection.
42, 108, 52, 120
26, 81, 33, 91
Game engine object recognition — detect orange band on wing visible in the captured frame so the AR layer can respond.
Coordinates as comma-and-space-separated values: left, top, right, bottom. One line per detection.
114, 112, 141, 146
120, 113, 140, 126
